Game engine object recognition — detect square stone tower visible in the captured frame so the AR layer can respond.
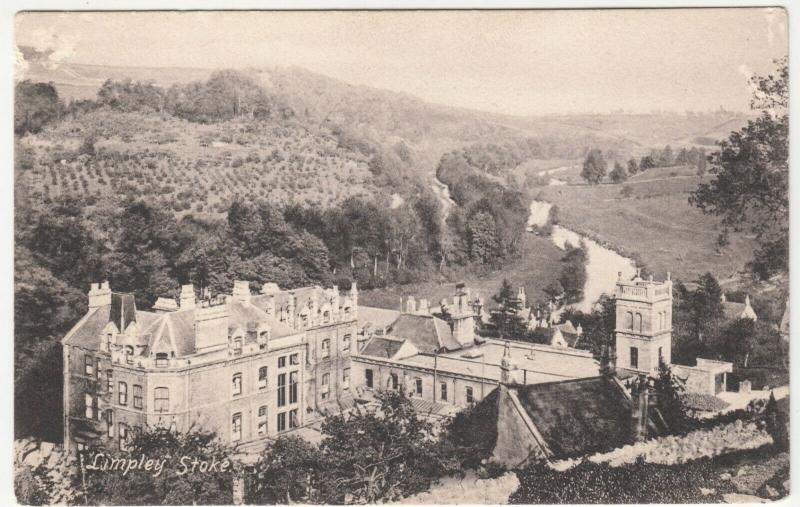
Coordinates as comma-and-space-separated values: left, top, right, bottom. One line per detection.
614, 271, 673, 375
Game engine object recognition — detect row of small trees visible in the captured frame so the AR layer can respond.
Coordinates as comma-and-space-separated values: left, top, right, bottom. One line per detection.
581, 145, 708, 185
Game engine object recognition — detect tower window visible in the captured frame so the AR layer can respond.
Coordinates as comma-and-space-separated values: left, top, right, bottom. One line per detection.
626, 312, 634, 330
630, 347, 639, 369
636, 313, 643, 333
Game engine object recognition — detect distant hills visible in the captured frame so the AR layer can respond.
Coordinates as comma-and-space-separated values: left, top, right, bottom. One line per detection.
16, 57, 754, 213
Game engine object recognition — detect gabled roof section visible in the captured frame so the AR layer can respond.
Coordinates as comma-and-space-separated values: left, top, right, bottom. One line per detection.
388, 313, 463, 353
512, 376, 634, 459
63, 306, 106, 348
361, 336, 406, 359
110, 293, 137, 333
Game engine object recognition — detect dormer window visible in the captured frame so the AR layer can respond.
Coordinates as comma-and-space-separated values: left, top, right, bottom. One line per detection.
233, 338, 243, 356
155, 353, 168, 368
258, 331, 269, 350
301, 314, 309, 327
323, 310, 330, 323
125, 346, 134, 365
105, 333, 113, 352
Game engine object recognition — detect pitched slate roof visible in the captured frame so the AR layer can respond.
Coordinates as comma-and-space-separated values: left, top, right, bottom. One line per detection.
361, 337, 405, 358
513, 376, 635, 459
388, 313, 463, 353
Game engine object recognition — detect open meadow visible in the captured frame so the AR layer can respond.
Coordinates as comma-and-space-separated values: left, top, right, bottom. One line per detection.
536, 171, 756, 284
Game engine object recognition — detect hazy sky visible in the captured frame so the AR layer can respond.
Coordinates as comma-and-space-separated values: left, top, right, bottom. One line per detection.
15, 9, 787, 115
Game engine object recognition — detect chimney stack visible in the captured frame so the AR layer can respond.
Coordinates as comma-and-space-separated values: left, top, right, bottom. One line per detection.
406, 296, 417, 314
88, 281, 112, 309
180, 284, 196, 310
232, 280, 251, 303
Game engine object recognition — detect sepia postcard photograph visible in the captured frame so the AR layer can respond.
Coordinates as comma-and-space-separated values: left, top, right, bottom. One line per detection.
8, 4, 792, 505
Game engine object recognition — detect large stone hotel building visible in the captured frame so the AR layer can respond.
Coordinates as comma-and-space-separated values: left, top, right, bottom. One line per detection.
62, 280, 359, 453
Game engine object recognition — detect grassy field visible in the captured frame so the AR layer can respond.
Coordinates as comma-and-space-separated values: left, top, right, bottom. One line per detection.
359, 234, 565, 310
536, 173, 756, 285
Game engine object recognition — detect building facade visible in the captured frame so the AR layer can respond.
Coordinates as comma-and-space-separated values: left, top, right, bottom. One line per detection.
62, 280, 358, 454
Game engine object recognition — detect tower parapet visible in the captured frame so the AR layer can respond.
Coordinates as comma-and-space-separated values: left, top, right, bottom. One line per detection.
614, 271, 673, 375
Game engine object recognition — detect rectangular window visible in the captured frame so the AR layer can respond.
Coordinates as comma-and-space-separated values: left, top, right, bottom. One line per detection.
231, 413, 242, 442
342, 368, 350, 389
289, 409, 298, 429
415, 378, 423, 396
289, 371, 298, 404
321, 372, 330, 400
257, 406, 268, 436
277, 373, 286, 407
118, 382, 128, 405
277, 412, 286, 432
321, 339, 330, 359
466, 386, 474, 404
233, 338, 242, 356
342, 334, 351, 352
630, 347, 639, 369
106, 370, 113, 393
85, 394, 94, 419
119, 424, 129, 451
278, 356, 286, 369
290, 353, 299, 366
440, 382, 448, 401
232, 373, 242, 396
365, 369, 374, 389
96, 358, 101, 379
133, 385, 143, 409
106, 410, 114, 437
85, 355, 94, 376
154, 387, 169, 413
258, 366, 268, 389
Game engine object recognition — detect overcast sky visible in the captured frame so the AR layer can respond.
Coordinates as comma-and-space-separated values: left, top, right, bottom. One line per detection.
15, 9, 787, 115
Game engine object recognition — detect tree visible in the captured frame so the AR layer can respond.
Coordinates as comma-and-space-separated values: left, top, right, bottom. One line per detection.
81, 426, 237, 505
689, 57, 788, 279
639, 155, 656, 170
764, 391, 788, 451
251, 391, 457, 504
653, 358, 689, 431
490, 279, 528, 339
609, 162, 628, 183
627, 158, 639, 175
559, 242, 588, 304
249, 436, 325, 504
466, 210, 497, 264
15, 80, 61, 135
581, 148, 607, 184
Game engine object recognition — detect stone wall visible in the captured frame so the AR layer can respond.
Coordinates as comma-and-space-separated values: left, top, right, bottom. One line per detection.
551, 419, 771, 470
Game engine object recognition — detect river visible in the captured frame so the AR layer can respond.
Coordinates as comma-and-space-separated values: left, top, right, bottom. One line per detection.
527, 200, 637, 313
